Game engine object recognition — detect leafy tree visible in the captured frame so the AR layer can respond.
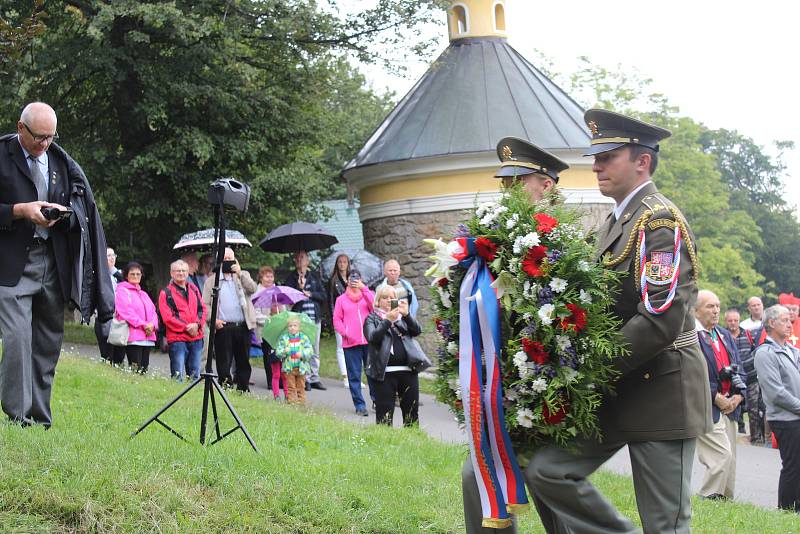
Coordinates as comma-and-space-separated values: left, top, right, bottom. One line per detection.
0, 1, 45, 74
700, 129, 800, 296
0, 0, 442, 287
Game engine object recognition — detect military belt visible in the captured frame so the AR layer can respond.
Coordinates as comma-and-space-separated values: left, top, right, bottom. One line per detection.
670, 330, 698, 350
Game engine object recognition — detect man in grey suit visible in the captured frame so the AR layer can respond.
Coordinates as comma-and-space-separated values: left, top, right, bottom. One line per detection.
0, 102, 111, 427
524, 110, 711, 533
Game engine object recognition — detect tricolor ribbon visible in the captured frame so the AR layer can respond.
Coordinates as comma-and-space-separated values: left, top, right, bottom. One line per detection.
638, 224, 681, 315
455, 237, 529, 528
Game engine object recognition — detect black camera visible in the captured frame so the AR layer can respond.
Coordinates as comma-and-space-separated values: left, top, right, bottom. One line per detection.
717, 363, 747, 390
207, 178, 250, 213
41, 207, 72, 221
221, 260, 236, 274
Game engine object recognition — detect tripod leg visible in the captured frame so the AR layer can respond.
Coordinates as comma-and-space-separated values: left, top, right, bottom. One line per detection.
209, 381, 223, 441
132, 376, 203, 439
211, 378, 260, 453
200, 375, 213, 445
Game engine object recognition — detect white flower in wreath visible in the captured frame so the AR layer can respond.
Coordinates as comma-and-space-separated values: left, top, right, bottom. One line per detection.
516, 408, 535, 428
424, 238, 463, 282
578, 260, 590, 272
505, 387, 520, 402
513, 232, 541, 254
448, 377, 460, 391
538, 303, 555, 325
480, 205, 508, 226
438, 286, 452, 309
530, 378, 548, 393
490, 271, 516, 299
555, 334, 571, 352
513, 351, 527, 368
447, 341, 459, 356
579, 289, 592, 304
475, 201, 496, 218
506, 213, 519, 230
549, 277, 567, 293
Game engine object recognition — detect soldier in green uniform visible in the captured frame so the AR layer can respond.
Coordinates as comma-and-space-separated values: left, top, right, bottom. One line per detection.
461, 137, 569, 534
525, 109, 712, 533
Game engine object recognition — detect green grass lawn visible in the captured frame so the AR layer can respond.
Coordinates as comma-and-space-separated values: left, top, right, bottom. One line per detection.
1, 355, 797, 532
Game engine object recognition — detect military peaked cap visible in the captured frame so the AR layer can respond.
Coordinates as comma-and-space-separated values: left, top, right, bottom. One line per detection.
583, 109, 671, 156
494, 137, 568, 183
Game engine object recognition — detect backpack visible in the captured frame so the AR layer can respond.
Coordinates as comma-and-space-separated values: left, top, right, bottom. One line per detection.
161, 282, 204, 325
742, 326, 768, 384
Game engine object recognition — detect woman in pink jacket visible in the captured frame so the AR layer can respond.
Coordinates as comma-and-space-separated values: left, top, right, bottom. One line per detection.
333, 270, 375, 416
115, 262, 159, 373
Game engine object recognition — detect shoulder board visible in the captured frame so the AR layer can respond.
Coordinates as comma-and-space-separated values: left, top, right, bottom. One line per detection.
641, 193, 672, 215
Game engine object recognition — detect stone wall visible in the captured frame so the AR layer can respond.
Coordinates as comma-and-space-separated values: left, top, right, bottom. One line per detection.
362, 202, 613, 356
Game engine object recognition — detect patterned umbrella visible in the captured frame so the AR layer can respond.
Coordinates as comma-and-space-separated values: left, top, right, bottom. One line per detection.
173, 229, 252, 250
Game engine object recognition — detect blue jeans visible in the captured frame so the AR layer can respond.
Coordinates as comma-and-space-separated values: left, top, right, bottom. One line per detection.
344, 345, 370, 411
169, 339, 204, 381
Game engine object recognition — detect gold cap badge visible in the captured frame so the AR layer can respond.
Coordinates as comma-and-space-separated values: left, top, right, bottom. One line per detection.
588, 120, 599, 135
501, 145, 514, 161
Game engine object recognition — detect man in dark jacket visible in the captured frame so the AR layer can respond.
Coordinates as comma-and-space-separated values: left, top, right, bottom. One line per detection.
283, 249, 327, 390
695, 290, 746, 500
0, 102, 113, 427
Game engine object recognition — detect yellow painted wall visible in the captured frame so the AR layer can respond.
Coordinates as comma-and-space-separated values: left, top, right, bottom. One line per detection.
448, 0, 507, 40
360, 166, 598, 205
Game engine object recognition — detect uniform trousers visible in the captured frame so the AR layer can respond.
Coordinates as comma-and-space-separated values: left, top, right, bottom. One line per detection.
697, 414, 737, 498
770, 419, 800, 512
525, 437, 696, 534
0, 240, 64, 426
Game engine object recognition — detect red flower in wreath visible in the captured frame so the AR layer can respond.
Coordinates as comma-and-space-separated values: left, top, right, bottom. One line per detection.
521, 338, 549, 365
534, 213, 559, 234
475, 237, 498, 262
560, 303, 588, 332
521, 246, 548, 277
542, 399, 569, 425
437, 277, 449, 288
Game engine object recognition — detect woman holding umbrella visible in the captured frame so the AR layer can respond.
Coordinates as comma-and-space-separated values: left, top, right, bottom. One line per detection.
328, 253, 351, 387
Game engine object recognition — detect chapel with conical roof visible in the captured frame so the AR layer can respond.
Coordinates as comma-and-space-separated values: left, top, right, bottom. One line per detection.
342, 0, 611, 320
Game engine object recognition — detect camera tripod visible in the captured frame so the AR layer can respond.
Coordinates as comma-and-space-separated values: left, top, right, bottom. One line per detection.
131, 197, 258, 452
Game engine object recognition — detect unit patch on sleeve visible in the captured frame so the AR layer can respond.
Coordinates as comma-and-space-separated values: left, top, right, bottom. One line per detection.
645, 251, 674, 285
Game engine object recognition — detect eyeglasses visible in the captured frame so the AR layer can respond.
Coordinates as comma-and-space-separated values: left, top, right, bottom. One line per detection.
22, 123, 59, 143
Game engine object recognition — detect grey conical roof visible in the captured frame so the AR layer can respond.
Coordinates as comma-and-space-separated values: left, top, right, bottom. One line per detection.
344, 37, 589, 172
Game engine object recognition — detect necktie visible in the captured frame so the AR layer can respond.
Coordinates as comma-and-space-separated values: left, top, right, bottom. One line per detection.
28, 155, 49, 239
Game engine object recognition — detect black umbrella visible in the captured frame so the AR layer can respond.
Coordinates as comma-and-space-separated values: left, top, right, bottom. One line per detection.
173, 229, 252, 251
320, 249, 384, 288
259, 222, 338, 253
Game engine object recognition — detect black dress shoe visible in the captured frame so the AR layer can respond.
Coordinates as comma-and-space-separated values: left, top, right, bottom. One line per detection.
310, 382, 327, 391
702, 493, 728, 501
305, 382, 311, 391
356, 408, 369, 417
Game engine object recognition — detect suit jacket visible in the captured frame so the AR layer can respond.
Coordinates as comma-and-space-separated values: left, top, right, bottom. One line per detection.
596, 182, 712, 441
0, 135, 73, 300
697, 325, 747, 423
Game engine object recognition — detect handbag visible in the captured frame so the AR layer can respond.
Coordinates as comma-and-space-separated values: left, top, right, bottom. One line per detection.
401, 336, 432, 373
107, 318, 129, 347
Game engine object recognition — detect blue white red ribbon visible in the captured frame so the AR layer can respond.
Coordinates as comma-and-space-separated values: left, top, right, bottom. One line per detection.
456, 237, 529, 528
638, 225, 681, 315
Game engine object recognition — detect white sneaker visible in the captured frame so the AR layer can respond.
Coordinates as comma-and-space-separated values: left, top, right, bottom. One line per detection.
342, 377, 349, 388
361, 382, 367, 389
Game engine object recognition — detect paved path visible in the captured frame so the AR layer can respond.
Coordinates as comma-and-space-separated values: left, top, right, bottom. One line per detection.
63, 342, 782, 510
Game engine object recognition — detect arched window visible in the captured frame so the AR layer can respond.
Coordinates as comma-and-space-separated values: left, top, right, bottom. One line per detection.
494, 2, 506, 31
452, 4, 468, 34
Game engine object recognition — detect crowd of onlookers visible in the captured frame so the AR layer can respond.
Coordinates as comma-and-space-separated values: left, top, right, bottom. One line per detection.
693, 291, 800, 512
94, 246, 427, 427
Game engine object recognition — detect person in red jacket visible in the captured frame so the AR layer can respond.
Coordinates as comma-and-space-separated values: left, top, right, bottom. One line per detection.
158, 259, 208, 381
